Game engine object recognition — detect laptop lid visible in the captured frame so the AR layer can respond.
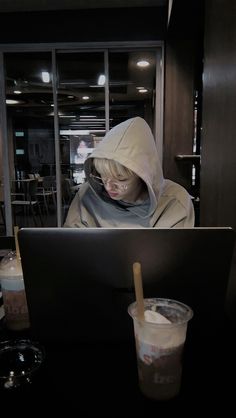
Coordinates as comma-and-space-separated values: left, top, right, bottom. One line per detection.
18, 227, 235, 344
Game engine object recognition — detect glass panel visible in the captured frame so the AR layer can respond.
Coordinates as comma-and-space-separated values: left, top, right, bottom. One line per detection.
1, 46, 162, 235
56, 51, 105, 219
4, 52, 56, 228
109, 50, 157, 132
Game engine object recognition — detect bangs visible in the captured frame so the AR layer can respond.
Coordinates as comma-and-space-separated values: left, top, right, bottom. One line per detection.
93, 158, 134, 179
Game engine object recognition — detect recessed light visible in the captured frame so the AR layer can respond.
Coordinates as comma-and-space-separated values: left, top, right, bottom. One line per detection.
136, 60, 150, 68
138, 89, 148, 93
82, 96, 90, 100
13, 90, 22, 94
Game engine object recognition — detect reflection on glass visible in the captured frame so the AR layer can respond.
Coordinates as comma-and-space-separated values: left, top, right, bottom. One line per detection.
109, 50, 157, 131
57, 52, 106, 188
4, 52, 56, 228
1, 48, 160, 234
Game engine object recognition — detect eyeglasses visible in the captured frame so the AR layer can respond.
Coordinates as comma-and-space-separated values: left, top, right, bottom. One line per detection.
89, 174, 128, 191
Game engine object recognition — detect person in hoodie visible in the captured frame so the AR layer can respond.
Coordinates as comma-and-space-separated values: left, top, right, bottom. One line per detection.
64, 117, 195, 228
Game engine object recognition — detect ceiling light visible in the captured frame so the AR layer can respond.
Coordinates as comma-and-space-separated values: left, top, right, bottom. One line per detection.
82, 96, 90, 100
136, 60, 150, 68
97, 74, 106, 86
6, 99, 21, 104
79, 115, 97, 118
59, 115, 76, 118
13, 90, 22, 94
60, 129, 90, 135
138, 89, 148, 93
41, 71, 50, 83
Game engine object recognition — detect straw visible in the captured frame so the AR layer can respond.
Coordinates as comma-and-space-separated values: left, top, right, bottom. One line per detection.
14, 226, 21, 262
132, 262, 145, 321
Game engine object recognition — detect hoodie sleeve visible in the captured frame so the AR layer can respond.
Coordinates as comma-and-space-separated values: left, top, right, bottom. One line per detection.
168, 199, 195, 228
152, 180, 195, 228
63, 193, 84, 228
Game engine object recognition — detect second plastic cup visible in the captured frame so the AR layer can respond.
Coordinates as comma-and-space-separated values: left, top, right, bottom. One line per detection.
0, 251, 30, 331
128, 297, 193, 401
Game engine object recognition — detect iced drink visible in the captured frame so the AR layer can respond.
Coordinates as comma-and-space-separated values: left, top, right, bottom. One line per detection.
0, 251, 30, 331
128, 298, 193, 401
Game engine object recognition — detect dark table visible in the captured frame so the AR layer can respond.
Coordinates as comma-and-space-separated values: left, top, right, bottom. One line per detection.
0, 319, 235, 416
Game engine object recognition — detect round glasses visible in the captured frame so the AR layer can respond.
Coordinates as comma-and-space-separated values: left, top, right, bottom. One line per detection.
89, 174, 128, 191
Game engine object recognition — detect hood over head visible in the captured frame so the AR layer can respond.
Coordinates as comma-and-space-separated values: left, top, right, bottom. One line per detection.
84, 117, 164, 216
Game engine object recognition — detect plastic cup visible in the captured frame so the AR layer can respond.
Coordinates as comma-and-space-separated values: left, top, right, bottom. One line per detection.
0, 251, 30, 331
128, 298, 193, 401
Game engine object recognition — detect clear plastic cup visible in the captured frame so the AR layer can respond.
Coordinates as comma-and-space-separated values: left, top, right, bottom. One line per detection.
128, 298, 193, 401
0, 251, 30, 331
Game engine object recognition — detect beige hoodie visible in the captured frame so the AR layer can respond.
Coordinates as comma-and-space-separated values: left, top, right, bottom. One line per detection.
64, 117, 195, 228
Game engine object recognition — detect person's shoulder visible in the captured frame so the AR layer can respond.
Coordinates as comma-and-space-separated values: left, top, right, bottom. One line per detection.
161, 179, 193, 207
76, 182, 89, 194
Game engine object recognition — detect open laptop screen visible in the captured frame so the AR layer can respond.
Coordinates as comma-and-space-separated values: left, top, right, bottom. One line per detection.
18, 227, 235, 344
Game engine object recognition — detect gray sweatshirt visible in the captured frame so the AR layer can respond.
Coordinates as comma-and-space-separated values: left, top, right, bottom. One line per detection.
64, 117, 195, 228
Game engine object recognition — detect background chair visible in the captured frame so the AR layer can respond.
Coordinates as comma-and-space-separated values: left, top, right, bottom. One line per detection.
39, 176, 57, 212
35, 177, 57, 215
11, 179, 43, 227
0, 182, 6, 234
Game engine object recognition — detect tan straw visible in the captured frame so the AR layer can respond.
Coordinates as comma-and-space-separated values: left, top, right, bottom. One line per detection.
14, 226, 21, 262
132, 262, 145, 321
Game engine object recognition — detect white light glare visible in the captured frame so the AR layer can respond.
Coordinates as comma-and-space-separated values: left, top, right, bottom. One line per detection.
42, 71, 50, 83
6, 99, 20, 104
137, 60, 150, 68
138, 88, 148, 93
97, 74, 106, 86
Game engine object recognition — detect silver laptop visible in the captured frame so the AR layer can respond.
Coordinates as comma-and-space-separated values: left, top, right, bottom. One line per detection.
18, 227, 235, 344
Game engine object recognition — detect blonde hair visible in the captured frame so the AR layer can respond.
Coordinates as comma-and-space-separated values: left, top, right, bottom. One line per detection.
93, 158, 136, 180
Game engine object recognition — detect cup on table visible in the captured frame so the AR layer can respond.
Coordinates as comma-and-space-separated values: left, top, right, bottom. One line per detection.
128, 297, 193, 401
0, 251, 30, 331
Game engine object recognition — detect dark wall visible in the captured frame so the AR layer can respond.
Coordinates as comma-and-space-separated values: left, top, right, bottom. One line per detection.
200, 0, 236, 229
163, 0, 204, 202
163, 39, 196, 191
200, 0, 236, 320
0, 7, 167, 44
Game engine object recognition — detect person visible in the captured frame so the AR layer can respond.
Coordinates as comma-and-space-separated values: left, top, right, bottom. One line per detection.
74, 139, 89, 164
64, 117, 195, 228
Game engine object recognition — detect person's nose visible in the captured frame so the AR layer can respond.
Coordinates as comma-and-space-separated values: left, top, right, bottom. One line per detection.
105, 179, 116, 191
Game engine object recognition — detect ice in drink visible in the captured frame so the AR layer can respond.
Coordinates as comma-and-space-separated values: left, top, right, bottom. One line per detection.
0, 251, 30, 331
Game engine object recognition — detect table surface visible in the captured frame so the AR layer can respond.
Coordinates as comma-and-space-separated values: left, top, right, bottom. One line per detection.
0, 319, 235, 415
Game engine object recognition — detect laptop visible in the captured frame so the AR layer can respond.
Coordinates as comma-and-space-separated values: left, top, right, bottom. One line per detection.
18, 227, 235, 344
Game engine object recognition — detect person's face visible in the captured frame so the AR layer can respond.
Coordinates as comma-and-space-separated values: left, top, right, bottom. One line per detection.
101, 174, 142, 202
77, 140, 86, 151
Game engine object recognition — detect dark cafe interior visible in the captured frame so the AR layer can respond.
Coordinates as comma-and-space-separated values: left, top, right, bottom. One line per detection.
0, 0, 236, 414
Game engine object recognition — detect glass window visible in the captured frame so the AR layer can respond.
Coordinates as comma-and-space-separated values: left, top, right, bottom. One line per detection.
56, 51, 105, 192
0, 45, 163, 234
4, 52, 56, 228
109, 50, 157, 132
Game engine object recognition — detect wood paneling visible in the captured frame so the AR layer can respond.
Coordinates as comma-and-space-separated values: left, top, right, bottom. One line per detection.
200, 0, 236, 228
163, 39, 195, 192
